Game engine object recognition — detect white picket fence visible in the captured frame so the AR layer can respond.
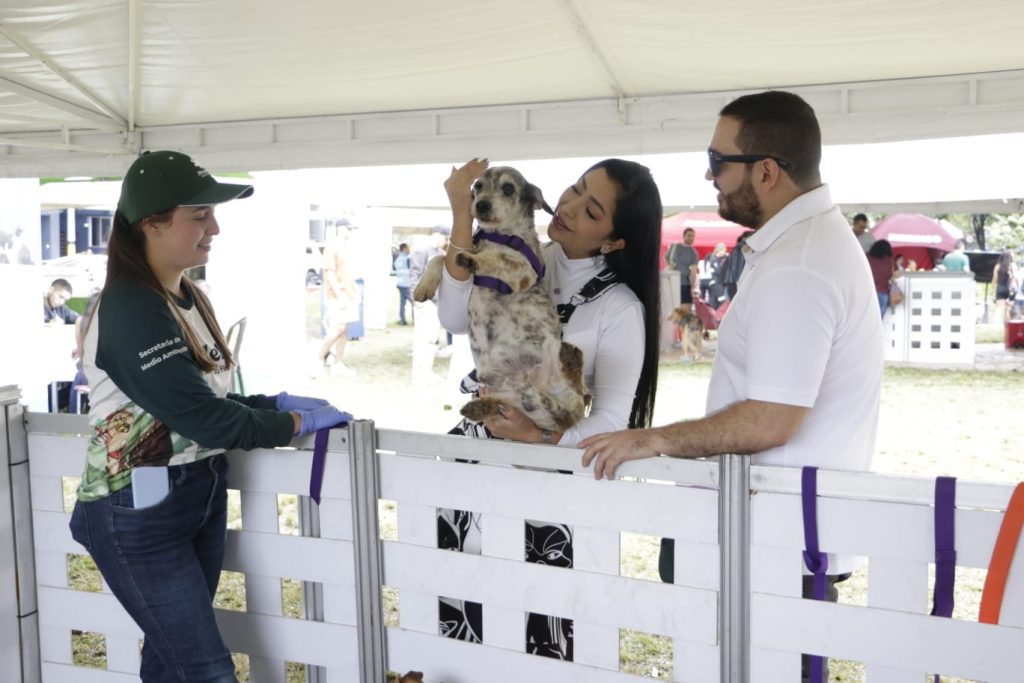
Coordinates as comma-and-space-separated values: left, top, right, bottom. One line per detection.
3, 404, 1023, 682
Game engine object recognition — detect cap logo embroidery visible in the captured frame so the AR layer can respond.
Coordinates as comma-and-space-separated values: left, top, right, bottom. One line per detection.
192, 160, 211, 178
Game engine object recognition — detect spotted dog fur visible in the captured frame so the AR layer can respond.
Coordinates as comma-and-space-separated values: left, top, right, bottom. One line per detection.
413, 166, 588, 432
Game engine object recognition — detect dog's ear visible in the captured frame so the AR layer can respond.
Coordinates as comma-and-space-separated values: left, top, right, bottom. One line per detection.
524, 183, 551, 214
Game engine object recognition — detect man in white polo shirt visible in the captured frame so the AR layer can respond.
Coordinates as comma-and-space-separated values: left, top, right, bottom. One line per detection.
580, 90, 883, 679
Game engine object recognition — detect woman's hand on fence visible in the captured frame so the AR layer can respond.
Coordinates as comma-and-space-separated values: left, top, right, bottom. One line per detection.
295, 405, 353, 436
579, 428, 660, 480
275, 392, 329, 412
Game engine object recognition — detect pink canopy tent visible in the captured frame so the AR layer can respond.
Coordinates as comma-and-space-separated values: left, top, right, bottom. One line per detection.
870, 213, 961, 270
660, 211, 750, 268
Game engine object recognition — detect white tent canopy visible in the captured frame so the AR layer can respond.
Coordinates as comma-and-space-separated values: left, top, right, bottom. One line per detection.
1, 0, 1023, 178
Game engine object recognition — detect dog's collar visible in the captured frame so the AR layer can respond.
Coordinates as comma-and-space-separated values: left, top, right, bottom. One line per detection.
471, 230, 546, 293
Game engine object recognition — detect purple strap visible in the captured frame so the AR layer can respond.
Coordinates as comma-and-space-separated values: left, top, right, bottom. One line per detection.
801, 466, 827, 683
471, 230, 546, 293
309, 428, 331, 505
473, 230, 546, 278
471, 274, 512, 294
931, 476, 956, 683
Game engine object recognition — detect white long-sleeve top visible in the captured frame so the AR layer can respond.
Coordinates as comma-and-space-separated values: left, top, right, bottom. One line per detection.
437, 242, 645, 447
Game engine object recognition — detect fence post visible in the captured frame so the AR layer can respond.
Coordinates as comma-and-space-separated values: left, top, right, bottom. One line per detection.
349, 419, 387, 680
1, 388, 40, 683
299, 487, 326, 682
719, 453, 750, 683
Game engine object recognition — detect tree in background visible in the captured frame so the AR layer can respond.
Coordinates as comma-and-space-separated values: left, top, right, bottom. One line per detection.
940, 213, 1023, 254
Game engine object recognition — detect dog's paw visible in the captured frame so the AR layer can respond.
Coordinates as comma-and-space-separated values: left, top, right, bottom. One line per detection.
412, 281, 435, 302
455, 252, 478, 273
559, 342, 584, 372
461, 397, 501, 422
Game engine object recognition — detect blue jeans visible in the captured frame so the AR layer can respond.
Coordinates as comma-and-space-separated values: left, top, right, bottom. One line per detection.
397, 285, 412, 324
69, 455, 237, 682
877, 291, 889, 318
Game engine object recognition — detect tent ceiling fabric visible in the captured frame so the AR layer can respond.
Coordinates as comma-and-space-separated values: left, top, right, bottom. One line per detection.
0, 0, 1023, 175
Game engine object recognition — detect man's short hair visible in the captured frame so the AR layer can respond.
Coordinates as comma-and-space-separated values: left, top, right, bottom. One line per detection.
719, 91, 822, 189
49, 278, 72, 295
853, 213, 868, 224
683, 228, 696, 236
955, 239, 966, 249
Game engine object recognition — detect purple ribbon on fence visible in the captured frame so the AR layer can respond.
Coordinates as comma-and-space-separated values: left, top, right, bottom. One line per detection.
309, 428, 331, 504
801, 466, 827, 683
310, 422, 352, 504
931, 476, 957, 683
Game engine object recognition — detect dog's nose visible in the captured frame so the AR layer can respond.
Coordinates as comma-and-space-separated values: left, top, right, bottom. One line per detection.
475, 199, 491, 215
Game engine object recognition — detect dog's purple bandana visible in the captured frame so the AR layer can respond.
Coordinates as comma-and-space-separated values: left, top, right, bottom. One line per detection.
470, 230, 545, 293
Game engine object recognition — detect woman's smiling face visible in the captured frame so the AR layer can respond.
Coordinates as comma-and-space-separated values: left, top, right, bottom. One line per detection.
145, 205, 220, 274
547, 168, 622, 259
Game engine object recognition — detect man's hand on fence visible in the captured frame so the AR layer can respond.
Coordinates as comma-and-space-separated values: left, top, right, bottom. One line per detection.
579, 428, 660, 480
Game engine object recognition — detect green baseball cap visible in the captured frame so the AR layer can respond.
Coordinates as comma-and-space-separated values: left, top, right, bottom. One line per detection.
117, 150, 254, 224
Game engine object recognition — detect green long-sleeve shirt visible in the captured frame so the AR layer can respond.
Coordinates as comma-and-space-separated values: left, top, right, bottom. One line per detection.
76, 280, 294, 501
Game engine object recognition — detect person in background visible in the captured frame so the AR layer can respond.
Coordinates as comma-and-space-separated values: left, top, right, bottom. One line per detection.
319, 229, 360, 376
852, 213, 875, 252
44, 278, 80, 325
993, 250, 1018, 324
394, 242, 412, 325
409, 225, 449, 384
721, 230, 754, 301
942, 239, 971, 273
666, 227, 700, 304
704, 242, 730, 309
866, 239, 896, 317
579, 91, 883, 683
68, 150, 349, 683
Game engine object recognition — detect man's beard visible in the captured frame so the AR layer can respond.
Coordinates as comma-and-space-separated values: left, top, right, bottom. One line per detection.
718, 173, 762, 229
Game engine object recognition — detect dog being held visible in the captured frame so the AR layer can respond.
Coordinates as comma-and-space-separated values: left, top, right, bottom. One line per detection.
667, 304, 704, 361
413, 166, 588, 432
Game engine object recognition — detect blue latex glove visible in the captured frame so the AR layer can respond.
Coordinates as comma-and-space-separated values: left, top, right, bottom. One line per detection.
296, 405, 353, 436
276, 392, 329, 412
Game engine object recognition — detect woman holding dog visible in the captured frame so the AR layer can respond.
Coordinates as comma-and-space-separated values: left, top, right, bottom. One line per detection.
436, 157, 662, 660
68, 151, 350, 682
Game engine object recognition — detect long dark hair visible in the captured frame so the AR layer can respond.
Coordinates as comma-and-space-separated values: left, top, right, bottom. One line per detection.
105, 209, 234, 373
586, 159, 662, 429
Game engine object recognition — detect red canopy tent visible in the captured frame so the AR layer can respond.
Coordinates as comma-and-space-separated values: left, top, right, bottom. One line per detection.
660, 211, 750, 269
870, 213, 961, 270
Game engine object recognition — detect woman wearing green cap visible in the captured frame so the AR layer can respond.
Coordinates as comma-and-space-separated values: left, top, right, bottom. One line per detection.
68, 151, 350, 682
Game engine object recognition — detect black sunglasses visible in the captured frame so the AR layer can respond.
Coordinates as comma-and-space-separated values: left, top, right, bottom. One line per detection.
707, 149, 792, 177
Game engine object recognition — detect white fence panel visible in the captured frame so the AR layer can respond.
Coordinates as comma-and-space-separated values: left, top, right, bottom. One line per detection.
16, 413, 1024, 683
25, 418, 361, 682
377, 429, 721, 682
750, 464, 1024, 682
